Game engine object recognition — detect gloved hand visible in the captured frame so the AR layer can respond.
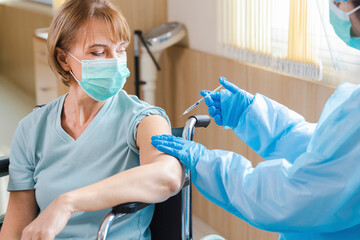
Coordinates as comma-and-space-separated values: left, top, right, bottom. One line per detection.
151, 134, 208, 170
200, 77, 254, 128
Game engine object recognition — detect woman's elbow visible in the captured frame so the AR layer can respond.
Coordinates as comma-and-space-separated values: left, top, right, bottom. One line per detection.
162, 160, 184, 196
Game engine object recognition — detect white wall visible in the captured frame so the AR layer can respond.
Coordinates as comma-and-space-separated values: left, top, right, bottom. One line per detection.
167, 0, 218, 56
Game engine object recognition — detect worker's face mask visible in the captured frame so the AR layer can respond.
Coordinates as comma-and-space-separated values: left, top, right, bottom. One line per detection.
68, 52, 130, 101
329, 0, 360, 50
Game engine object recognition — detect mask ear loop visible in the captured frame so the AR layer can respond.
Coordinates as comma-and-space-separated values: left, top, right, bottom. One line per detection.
347, 5, 360, 16
316, 0, 340, 71
69, 70, 80, 82
67, 51, 82, 63
67, 51, 82, 82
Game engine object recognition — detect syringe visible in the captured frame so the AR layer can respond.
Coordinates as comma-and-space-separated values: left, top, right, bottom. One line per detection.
181, 85, 222, 116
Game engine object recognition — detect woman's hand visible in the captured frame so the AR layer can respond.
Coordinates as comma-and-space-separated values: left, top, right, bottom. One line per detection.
21, 195, 73, 240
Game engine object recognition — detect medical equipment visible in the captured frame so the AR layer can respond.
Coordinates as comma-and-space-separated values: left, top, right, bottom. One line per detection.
134, 22, 186, 104
181, 85, 222, 116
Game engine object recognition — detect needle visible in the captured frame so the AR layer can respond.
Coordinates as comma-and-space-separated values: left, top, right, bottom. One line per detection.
181, 85, 222, 116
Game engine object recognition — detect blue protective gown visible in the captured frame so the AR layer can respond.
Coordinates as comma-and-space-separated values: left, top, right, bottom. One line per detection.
191, 82, 360, 239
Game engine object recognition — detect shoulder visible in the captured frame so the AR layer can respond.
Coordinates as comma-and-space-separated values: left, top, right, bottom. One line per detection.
308, 84, 360, 155
114, 90, 151, 111
113, 90, 169, 122
18, 95, 64, 132
114, 91, 171, 152
317, 82, 360, 127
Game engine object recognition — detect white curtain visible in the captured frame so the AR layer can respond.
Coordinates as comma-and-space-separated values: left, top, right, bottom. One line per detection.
218, 0, 360, 84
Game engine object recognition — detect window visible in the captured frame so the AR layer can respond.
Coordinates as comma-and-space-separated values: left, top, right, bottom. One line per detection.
218, 0, 360, 85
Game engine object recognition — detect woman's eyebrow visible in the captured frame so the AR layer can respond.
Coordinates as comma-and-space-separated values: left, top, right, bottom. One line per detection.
88, 44, 108, 48
88, 42, 129, 48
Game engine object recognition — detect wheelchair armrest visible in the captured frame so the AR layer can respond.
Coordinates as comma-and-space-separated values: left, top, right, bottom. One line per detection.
98, 176, 191, 240
97, 202, 152, 240
112, 202, 150, 214
111, 175, 190, 215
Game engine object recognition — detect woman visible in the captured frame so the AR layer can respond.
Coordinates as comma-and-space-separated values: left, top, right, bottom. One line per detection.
0, 0, 183, 239
152, 0, 360, 239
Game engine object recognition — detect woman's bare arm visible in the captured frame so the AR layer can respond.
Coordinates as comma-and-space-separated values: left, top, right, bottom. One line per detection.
68, 115, 184, 210
0, 190, 38, 239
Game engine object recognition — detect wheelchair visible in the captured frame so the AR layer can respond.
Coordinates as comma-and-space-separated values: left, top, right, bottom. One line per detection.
0, 115, 225, 240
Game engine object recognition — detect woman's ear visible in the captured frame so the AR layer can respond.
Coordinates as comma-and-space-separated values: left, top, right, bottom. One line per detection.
56, 47, 71, 71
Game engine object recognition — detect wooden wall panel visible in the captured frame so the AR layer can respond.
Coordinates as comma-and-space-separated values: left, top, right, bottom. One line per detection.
159, 46, 336, 240
110, 0, 168, 97
0, 3, 52, 97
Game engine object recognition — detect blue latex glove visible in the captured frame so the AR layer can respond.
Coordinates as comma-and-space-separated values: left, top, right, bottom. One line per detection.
200, 77, 254, 128
151, 134, 208, 170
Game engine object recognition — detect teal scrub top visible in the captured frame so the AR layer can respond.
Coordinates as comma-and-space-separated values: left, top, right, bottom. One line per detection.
8, 90, 170, 239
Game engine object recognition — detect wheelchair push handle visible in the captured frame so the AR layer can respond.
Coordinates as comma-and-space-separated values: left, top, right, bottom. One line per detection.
183, 115, 211, 142
0, 156, 9, 178
189, 115, 211, 128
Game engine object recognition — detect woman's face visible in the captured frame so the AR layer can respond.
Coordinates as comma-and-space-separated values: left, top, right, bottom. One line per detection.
333, 0, 360, 36
66, 18, 128, 81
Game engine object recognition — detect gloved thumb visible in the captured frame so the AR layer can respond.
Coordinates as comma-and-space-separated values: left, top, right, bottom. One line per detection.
219, 77, 240, 94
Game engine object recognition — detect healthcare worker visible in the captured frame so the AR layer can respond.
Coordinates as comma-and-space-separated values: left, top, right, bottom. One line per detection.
152, 0, 360, 239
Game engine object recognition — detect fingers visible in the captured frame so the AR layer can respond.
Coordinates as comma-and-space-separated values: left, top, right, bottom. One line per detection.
211, 92, 221, 102
201, 90, 221, 101
151, 134, 177, 142
200, 90, 211, 97
208, 107, 223, 126
155, 145, 180, 159
219, 77, 239, 94
151, 135, 187, 148
208, 106, 221, 118
151, 140, 184, 150
214, 115, 223, 126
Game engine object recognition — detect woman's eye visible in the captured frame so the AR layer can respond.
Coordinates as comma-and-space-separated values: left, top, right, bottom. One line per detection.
91, 52, 104, 56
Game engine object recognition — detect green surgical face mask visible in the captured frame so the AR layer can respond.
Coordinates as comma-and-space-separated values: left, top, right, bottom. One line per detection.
68, 52, 130, 101
329, 0, 360, 50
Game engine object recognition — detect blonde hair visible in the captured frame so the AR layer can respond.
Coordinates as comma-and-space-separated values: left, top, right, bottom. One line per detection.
47, 0, 131, 86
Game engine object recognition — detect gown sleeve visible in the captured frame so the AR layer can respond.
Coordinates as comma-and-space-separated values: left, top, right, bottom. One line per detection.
233, 94, 316, 163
